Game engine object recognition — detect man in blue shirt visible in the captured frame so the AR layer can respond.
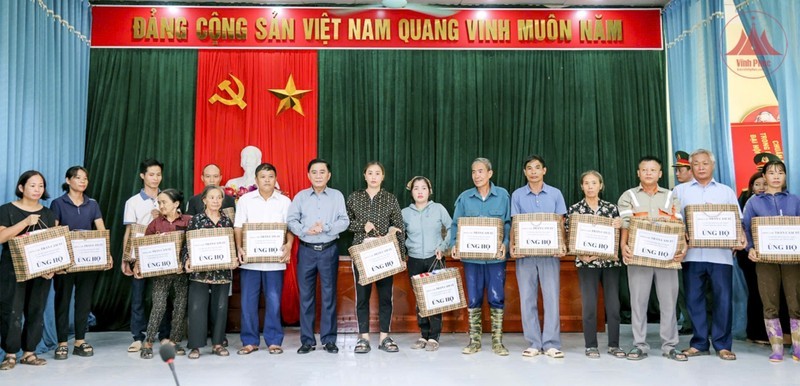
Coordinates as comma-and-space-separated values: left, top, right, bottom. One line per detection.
510, 155, 567, 358
673, 149, 746, 361
287, 159, 350, 355
450, 158, 511, 356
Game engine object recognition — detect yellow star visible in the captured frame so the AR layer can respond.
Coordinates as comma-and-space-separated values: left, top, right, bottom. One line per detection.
268, 74, 311, 116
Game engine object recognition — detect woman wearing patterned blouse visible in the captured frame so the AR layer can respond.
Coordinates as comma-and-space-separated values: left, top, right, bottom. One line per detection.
565, 170, 625, 359
346, 162, 405, 354
184, 186, 236, 359
139, 189, 192, 359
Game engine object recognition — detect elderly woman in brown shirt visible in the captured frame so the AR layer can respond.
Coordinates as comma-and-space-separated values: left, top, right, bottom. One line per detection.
346, 161, 405, 354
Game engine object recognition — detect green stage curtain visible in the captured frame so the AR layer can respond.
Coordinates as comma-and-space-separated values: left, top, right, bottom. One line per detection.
318, 50, 667, 212
85, 49, 198, 330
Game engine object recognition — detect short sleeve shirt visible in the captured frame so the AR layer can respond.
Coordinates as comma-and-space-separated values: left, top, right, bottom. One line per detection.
234, 189, 291, 271
50, 193, 103, 231
123, 190, 158, 226
0, 203, 58, 265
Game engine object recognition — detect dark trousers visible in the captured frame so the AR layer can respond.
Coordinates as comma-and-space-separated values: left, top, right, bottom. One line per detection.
0, 257, 51, 353
407, 256, 442, 341
578, 266, 621, 348
240, 269, 284, 346
756, 263, 800, 319
463, 261, 506, 309
684, 262, 733, 351
54, 271, 98, 342
130, 277, 171, 342
187, 281, 230, 349
353, 266, 393, 334
297, 244, 339, 346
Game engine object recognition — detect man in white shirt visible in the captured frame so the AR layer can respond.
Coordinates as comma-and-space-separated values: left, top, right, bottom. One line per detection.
233, 163, 294, 355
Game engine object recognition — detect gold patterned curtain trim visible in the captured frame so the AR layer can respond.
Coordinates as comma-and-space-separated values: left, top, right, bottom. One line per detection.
33, 0, 91, 46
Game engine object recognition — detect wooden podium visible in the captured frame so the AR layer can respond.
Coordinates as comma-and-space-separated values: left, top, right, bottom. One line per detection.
227, 255, 605, 333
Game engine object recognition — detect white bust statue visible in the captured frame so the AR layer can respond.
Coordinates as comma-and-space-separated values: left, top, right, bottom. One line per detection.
225, 146, 262, 190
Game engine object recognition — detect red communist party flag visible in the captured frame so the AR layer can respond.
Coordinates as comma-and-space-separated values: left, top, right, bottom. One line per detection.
194, 50, 318, 323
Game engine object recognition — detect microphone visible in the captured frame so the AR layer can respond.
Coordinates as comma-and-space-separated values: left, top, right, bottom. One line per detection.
159, 344, 181, 386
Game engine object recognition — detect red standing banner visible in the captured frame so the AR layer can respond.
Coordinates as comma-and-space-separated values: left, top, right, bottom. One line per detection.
730, 122, 783, 194
194, 50, 318, 323
91, 6, 663, 50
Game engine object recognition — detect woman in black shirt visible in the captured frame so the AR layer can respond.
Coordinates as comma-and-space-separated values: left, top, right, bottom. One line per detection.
0, 171, 58, 370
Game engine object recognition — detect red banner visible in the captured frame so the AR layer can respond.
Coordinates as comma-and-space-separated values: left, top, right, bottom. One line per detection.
194, 50, 319, 323
730, 122, 783, 194
91, 6, 662, 50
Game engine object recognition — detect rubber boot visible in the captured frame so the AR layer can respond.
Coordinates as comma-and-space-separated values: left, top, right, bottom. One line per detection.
490, 308, 509, 356
765, 318, 783, 362
791, 319, 800, 362
462, 308, 482, 354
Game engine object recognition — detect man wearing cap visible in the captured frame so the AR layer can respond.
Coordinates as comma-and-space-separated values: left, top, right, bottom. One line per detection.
672, 150, 693, 335
672, 151, 693, 185
673, 149, 747, 361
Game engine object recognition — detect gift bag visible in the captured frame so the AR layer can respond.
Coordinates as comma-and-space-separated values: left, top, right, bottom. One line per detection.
9, 225, 73, 281
242, 223, 287, 264
411, 262, 467, 317
133, 231, 184, 278
67, 230, 113, 273
627, 217, 686, 269
122, 223, 147, 263
511, 213, 565, 258
567, 214, 619, 261
752, 216, 800, 263
349, 233, 406, 286
186, 227, 237, 272
685, 204, 743, 248
457, 217, 504, 260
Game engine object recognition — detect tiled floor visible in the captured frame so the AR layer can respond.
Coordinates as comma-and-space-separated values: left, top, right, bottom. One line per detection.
1, 325, 797, 385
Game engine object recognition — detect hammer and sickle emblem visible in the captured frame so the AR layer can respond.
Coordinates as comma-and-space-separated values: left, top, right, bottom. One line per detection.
208, 74, 247, 110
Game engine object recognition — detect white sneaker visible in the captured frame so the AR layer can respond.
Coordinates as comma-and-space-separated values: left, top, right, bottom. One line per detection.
545, 348, 565, 358
128, 340, 142, 352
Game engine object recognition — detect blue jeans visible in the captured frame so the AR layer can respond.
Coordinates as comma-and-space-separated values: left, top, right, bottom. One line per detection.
463, 261, 506, 309
239, 269, 284, 347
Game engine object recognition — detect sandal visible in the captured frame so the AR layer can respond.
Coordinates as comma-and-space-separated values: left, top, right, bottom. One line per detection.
522, 348, 540, 357
140, 347, 153, 359
0, 356, 16, 371
19, 354, 47, 366
73, 343, 94, 357
267, 345, 283, 355
188, 349, 200, 360
585, 347, 600, 359
411, 338, 427, 350
663, 349, 688, 362
608, 347, 627, 359
174, 344, 186, 356
212, 345, 229, 356
682, 347, 710, 357
237, 345, 259, 355
545, 348, 564, 358
54, 345, 69, 360
425, 339, 440, 352
717, 349, 737, 361
627, 347, 647, 361
354, 338, 371, 354
379, 337, 399, 353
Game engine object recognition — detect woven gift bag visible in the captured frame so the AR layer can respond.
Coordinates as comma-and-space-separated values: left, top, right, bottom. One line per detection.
685, 204, 743, 248
348, 232, 406, 286
627, 217, 686, 269
242, 223, 287, 264
9, 225, 74, 282
752, 216, 800, 263
133, 231, 185, 278
186, 227, 237, 272
411, 265, 467, 318
67, 230, 112, 273
567, 214, 619, 261
457, 217, 504, 260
